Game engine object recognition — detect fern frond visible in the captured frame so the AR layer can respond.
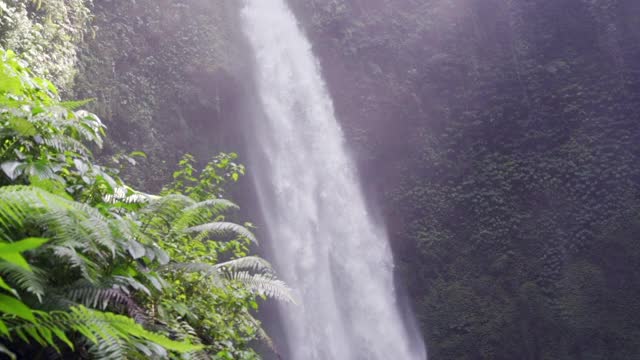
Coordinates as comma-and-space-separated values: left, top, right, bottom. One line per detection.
49, 245, 99, 280
166, 257, 291, 302
183, 199, 239, 215
169, 198, 240, 233
67, 285, 147, 323
184, 222, 257, 244
84, 334, 128, 360
0, 262, 45, 301
59, 99, 94, 110
229, 272, 295, 303
66, 285, 131, 309
0, 186, 120, 259
139, 194, 196, 236
104, 187, 159, 204
142, 194, 195, 217
4, 306, 203, 356
153, 320, 210, 360
215, 256, 274, 273
40, 135, 91, 157
112, 275, 151, 296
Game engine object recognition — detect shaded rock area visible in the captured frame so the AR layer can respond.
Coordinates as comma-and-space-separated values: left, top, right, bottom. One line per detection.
74, 0, 248, 191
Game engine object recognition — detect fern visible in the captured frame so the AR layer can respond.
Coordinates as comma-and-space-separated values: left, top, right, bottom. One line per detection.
183, 199, 239, 215
168, 257, 294, 303
104, 186, 159, 204
65, 283, 147, 322
0, 262, 45, 301
40, 135, 92, 157
215, 256, 274, 273
185, 222, 257, 244
142, 194, 196, 217
3, 306, 203, 356
229, 272, 295, 303
59, 98, 95, 111
0, 186, 122, 261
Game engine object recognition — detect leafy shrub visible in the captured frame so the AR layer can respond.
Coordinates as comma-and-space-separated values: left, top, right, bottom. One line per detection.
0, 48, 289, 359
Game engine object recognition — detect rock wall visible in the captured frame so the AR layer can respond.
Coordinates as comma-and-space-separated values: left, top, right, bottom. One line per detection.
73, 0, 247, 191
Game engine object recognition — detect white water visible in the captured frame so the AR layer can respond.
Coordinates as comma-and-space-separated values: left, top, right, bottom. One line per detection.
241, 1, 425, 359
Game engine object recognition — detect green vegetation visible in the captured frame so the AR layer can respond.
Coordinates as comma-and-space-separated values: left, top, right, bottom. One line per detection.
4, 0, 638, 359
0, 48, 289, 359
73, 0, 244, 191
0, 0, 92, 89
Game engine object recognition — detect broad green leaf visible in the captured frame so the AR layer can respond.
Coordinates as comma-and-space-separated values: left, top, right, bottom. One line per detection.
0, 322, 11, 341
0, 238, 48, 270
28, 176, 71, 199
0, 71, 21, 94
129, 151, 147, 159
50, 326, 74, 350
0, 276, 16, 296
0, 237, 48, 254
0, 294, 35, 322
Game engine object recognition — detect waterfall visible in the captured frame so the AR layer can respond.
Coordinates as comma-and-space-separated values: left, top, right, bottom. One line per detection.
240, 1, 426, 359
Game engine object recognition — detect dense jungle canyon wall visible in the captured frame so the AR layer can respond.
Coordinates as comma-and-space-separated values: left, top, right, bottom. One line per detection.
3, 0, 640, 359
290, 0, 640, 359
73, 0, 249, 191
1, 0, 250, 191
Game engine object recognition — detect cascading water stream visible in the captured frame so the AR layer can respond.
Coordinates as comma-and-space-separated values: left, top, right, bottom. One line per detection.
240, 1, 426, 359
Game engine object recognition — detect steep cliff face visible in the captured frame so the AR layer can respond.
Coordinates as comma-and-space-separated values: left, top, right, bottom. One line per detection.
73, 0, 247, 191
1, 0, 248, 191
289, 1, 640, 358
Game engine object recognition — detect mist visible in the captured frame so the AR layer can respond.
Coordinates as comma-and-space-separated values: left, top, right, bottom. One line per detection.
0, 0, 638, 359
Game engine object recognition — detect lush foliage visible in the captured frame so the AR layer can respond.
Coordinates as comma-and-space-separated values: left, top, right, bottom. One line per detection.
0, 48, 289, 359
72, 0, 246, 191
0, 0, 92, 88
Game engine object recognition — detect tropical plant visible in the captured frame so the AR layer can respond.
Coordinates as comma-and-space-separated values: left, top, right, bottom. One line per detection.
0, 47, 121, 207
0, 0, 92, 88
0, 185, 201, 359
0, 49, 290, 359
132, 156, 292, 359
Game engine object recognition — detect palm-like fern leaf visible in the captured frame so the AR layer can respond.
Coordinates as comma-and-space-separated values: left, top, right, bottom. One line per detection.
59, 99, 94, 111
170, 199, 239, 233
184, 222, 257, 244
0, 186, 121, 261
168, 260, 293, 303
138, 194, 196, 237
41, 135, 92, 157
142, 194, 195, 218
64, 284, 147, 323
215, 256, 274, 273
0, 262, 45, 301
3, 306, 202, 356
183, 199, 239, 215
229, 271, 295, 303
104, 186, 159, 204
